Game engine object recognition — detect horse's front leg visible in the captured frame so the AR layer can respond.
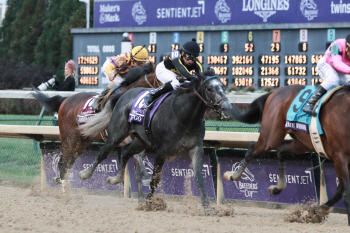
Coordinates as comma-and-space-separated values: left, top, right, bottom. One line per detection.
107, 139, 146, 185
146, 156, 165, 200
190, 146, 210, 208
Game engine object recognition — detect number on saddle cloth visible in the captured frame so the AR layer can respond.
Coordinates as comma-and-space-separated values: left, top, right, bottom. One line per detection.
285, 85, 342, 135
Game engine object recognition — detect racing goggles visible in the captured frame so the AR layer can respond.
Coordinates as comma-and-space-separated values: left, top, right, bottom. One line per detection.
183, 53, 197, 61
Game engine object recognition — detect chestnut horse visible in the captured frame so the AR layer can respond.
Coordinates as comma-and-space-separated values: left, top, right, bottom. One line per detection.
224, 84, 350, 225
32, 63, 161, 198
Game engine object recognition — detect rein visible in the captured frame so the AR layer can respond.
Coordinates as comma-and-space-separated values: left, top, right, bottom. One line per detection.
144, 73, 162, 89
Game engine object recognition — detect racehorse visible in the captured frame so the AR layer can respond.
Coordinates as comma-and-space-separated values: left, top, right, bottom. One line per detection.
224, 84, 350, 225
78, 70, 233, 209
32, 63, 161, 199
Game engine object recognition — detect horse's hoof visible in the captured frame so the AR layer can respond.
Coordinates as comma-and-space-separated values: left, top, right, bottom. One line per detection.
223, 172, 234, 181
268, 185, 282, 195
52, 177, 62, 185
79, 167, 94, 180
107, 172, 124, 185
204, 207, 215, 216
142, 179, 150, 186
138, 195, 146, 203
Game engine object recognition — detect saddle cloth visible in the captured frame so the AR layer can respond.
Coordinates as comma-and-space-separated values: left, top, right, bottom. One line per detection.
285, 85, 341, 134
76, 95, 98, 123
128, 91, 171, 126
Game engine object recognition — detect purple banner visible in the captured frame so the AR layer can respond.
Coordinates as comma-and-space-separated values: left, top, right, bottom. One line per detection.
219, 156, 317, 204
42, 148, 123, 191
323, 162, 346, 208
94, 0, 350, 28
128, 153, 216, 198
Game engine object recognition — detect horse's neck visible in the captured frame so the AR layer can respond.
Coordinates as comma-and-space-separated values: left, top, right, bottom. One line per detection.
172, 90, 206, 129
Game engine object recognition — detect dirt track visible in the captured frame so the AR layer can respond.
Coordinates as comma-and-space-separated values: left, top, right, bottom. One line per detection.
0, 182, 348, 233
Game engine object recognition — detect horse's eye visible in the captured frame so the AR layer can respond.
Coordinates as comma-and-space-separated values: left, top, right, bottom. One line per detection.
207, 87, 213, 92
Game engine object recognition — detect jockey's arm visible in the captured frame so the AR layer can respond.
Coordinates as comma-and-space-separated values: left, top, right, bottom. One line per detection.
331, 55, 350, 74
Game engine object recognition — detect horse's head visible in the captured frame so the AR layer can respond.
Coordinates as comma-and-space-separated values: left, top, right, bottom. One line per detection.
193, 69, 232, 119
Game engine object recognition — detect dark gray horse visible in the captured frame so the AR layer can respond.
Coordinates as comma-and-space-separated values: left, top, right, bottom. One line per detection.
78, 70, 233, 208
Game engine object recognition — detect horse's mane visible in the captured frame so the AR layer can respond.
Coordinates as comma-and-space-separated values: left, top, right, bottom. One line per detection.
177, 69, 216, 91
119, 62, 154, 87
342, 85, 350, 93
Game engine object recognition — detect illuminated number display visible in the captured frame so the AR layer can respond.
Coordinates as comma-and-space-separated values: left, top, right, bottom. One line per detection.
199, 43, 204, 53
220, 78, 227, 85
259, 67, 280, 76
232, 67, 254, 76
232, 56, 253, 64
148, 56, 156, 64
79, 77, 98, 85
259, 78, 280, 87
148, 44, 156, 53
210, 67, 228, 75
285, 78, 307, 86
311, 55, 324, 64
311, 67, 319, 76
284, 55, 307, 64
197, 56, 203, 64
259, 55, 280, 64
78, 56, 99, 65
285, 67, 307, 76
271, 43, 281, 52
234, 78, 253, 87
207, 55, 228, 65
245, 43, 254, 52
79, 66, 99, 75
220, 43, 229, 53
298, 42, 308, 52
311, 78, 323, 86
171, 44, 179, 51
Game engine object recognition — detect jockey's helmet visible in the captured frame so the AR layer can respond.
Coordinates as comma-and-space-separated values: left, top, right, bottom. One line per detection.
181, 38, 200, 57
132, 46, 149, 62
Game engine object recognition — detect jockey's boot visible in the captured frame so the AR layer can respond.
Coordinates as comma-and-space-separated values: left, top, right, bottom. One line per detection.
302, 85, 327, 115
144, 82, 173, 107
92, 87, 110, 113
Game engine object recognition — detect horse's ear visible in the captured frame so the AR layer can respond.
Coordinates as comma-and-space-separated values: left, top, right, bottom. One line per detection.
203, 69, 216, 77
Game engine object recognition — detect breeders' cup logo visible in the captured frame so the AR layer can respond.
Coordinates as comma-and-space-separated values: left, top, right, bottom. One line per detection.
143, 156, 154, 176
231, 162, 258, 198
132, 1, 147, 25
99, 4, 120, 24
52, 153, 73, 181
242, 0, 290, 22
300, 0, 318, 20
215, 0, 231, 23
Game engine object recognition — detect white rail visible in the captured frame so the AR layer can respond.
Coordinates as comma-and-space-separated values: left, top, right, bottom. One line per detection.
0, 90, 264, 103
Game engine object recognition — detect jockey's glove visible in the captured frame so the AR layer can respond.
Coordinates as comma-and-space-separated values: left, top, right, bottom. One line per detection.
187, 75, 197, 82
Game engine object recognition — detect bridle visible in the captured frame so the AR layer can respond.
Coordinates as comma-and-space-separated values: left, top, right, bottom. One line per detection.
193, 75, 228, 115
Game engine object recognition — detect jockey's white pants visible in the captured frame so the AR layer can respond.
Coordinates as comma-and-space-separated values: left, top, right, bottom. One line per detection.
156, 61, 182, 90
318, 57, 350, 90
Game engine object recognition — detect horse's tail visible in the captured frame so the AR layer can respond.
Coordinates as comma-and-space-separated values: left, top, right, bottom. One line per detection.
79, 92, 124, 137
31, 90, 67, 113
230, 92, 272, 124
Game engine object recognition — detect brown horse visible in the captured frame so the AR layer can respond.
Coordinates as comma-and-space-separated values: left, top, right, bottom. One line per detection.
224, 84, 350, 225
32, 63, 161, 197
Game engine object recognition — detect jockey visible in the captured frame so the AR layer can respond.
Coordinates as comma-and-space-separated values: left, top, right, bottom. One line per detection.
303, 34, 350, 115
92, 45, 149, 112
144, 38, 203, 107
